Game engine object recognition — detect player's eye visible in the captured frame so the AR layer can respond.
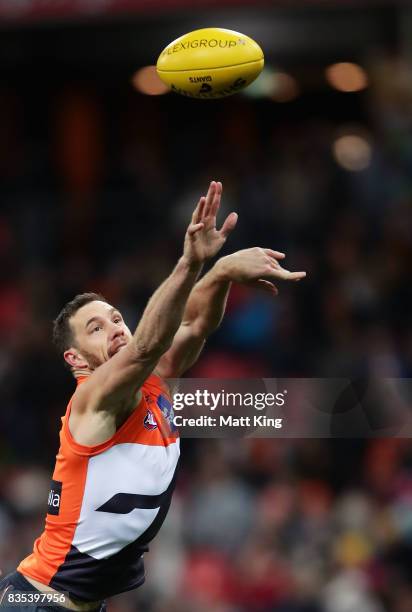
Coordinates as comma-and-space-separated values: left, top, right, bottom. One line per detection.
113, 318, 121, 323
92, 326, 102, 333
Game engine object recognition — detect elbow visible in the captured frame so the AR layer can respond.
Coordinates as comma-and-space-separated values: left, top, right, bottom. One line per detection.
192, 318, 219, 339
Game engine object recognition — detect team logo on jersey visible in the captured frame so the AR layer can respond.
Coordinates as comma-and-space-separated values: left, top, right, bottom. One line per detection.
144, 409, 158, 431
47, 479, 62, 515
157, 394, 177, 432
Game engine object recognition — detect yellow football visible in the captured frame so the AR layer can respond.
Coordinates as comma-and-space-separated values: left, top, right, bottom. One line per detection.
156, 27, 264, 99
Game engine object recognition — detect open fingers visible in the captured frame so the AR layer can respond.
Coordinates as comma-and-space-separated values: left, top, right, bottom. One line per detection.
210, 181, 222, 218
263, 249, 286, 260
220, 212, 238, 239
248, 279, 279, 295
196, 197, 207, 223
192, 197, 206, 224
203, 181, 217, 218
263, 253, 306, 281
272, 268, 306, 281
187, 222, 205, 236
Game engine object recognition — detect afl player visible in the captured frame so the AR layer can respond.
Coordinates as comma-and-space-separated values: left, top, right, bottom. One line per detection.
0, 181, 305, 610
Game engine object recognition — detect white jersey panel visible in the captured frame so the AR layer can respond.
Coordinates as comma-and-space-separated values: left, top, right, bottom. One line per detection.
72, 440, 180, 560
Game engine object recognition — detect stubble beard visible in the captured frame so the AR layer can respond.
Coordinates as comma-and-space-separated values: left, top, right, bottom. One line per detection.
81, 349, 105, 371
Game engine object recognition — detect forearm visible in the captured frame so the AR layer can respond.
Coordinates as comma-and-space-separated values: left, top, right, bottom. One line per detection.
133, 257, 203, 357
182, 259, 232, 336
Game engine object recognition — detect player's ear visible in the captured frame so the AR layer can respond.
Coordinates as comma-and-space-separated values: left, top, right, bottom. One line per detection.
64, 348, 88, 369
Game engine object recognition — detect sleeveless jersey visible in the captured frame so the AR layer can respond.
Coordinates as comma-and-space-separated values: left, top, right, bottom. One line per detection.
17, 374, 179, 602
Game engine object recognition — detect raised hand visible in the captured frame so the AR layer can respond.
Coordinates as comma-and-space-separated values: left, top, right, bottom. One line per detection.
216, 247, 306, 295
183, 181, 238, 265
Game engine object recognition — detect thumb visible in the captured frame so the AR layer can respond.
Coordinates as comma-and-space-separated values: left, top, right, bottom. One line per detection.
220, 212, 238, 239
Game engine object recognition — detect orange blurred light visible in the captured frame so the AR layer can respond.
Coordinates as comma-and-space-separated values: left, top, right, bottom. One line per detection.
271, 72, 300, 102
326, 62, 368, 92
131, 66, 170, 96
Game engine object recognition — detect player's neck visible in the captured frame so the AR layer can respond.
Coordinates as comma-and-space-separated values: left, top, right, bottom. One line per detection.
73, 368, 92, 379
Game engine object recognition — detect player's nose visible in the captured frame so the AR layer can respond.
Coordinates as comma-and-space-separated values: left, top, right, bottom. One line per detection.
109, 325, 125, 340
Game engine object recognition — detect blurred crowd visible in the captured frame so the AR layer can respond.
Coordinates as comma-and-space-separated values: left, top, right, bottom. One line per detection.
0, 50, 412, 611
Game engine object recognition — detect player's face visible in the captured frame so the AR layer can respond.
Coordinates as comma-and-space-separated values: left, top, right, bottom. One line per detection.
66, 300, 133, 370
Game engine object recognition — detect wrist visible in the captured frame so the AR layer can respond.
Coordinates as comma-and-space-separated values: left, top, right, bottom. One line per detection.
212, 257, 232, 283
178, 255, 204, 276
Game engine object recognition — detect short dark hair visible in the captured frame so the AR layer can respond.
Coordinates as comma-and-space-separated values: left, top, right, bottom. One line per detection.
53, 292, 108, 352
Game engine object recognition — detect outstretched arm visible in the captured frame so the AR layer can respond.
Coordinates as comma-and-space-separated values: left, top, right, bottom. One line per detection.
156, 247, 306, 378
75, 181, 235, 413
155, 265, 231, 378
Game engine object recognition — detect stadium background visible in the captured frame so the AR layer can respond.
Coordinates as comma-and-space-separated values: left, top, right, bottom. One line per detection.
1, 1, 412, 610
